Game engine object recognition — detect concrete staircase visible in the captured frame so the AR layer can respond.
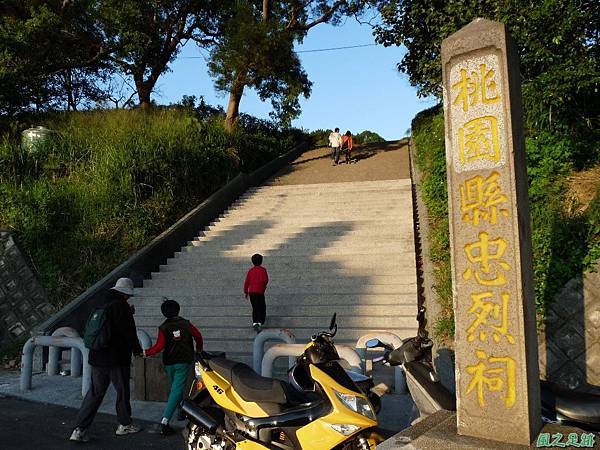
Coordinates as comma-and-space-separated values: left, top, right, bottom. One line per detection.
132, 179, 418, 373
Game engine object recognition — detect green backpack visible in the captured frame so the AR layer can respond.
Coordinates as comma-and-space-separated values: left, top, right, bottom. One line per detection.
83, 307, 111, 350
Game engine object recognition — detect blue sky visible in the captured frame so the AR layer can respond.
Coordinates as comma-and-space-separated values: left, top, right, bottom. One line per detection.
155, 19, 437, 140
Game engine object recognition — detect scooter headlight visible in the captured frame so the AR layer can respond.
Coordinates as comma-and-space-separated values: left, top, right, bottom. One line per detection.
194, 362, 203, 378
330, 424, 361, 436
334, 390, 376, 421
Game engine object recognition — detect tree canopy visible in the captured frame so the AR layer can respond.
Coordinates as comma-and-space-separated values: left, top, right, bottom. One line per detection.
0, 0, 107, 114
98, 0, 227, 107
206, 1, 369, 129
0, 1, 369, 126
373, 0, 599, 134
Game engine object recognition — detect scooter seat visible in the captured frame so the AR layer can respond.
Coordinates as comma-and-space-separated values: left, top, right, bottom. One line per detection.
209, 357, 287, 404
541, 381, 600, 425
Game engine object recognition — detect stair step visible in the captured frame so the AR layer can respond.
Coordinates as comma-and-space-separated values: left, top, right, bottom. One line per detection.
220, 208, 409, 218
179, 244, 415, 257
188, 239, 414, 251
148, 274, 415, 286
246, 181, 410, 193
195, 227, 412, 241
132, 294, 417, 307
135, 283, 416, 296
134, 303, 415, 317
229, 199, 406, 209
209, 216, 413, 226
195, 229, 408, 240
138, 326, 413, 342
135, 315, 418, 329
158, 264, 415, 276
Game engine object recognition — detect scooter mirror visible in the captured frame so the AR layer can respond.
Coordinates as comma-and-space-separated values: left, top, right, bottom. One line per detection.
366, 338, 382, 348
372, 356, 385, 363
329, 313, 337, 331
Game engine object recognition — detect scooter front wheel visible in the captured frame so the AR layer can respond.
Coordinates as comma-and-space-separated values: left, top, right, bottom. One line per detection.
186, 423, 231, 450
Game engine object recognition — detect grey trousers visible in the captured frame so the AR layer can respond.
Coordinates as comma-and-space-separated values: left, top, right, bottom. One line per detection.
331, 146, 340, 162
75, 365, 132, 430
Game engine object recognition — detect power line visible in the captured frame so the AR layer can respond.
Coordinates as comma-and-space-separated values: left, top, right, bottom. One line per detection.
179, 43, 377, 58
297, 43, 377, 53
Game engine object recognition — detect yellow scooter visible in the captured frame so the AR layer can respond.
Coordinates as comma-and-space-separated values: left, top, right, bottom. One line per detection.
181, 314, 382, 449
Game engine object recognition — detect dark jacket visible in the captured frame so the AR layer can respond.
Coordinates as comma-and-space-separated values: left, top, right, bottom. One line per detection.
89, 292, 142, 367
159, 317, 195, 366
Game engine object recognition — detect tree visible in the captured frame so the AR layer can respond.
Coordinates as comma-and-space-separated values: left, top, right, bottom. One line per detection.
98, 0, 226, 107
373, 0, 600, 133
208, 1, 367, 130
354, 130, 385, 144
0, 0, 108, 115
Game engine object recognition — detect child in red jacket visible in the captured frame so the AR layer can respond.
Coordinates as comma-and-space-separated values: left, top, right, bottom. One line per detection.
244, 254, 269, 332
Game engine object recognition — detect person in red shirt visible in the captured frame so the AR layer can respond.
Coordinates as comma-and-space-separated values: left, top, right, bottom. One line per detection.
341, 130, 354, 164
244, 253, 269, 332
144, 299, 203, 435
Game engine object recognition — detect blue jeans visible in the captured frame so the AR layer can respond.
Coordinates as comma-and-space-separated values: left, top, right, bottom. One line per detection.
331, 146, 340, 162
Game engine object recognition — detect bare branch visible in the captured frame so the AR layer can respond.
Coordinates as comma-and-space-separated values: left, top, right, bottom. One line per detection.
294, 0, 347, 31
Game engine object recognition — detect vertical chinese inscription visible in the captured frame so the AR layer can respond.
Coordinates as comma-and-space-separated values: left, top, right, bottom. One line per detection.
442, 19, 541, 446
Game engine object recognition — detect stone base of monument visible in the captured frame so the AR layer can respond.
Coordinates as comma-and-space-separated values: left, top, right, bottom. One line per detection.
133, 356, 195, 401
133, 356, 171, 401
378, 410, 589, 449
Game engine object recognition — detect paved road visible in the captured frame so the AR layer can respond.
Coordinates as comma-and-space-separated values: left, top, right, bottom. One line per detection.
0, 395, 182, 449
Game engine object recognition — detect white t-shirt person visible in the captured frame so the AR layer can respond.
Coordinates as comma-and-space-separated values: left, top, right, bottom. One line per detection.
328, 129, 342, 148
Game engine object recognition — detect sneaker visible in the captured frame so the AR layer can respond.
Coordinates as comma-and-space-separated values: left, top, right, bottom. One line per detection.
69, 428, 90, 442
257, 323, 263, 332
253, 323, 260, 332
115, 423, 142, 436
160, 423, 175, 436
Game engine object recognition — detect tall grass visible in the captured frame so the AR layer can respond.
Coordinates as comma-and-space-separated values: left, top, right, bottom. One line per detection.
0, 108, 304, 307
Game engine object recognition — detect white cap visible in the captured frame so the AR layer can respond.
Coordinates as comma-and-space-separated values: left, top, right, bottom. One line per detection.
110, 277, 134, 296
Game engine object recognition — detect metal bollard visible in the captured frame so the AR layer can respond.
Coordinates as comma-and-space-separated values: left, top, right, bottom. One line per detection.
47, 327, 81, 377
356, 332, 406, 393
21, 335, 91, 396
136, 329, 152, 350
261, 343, 362, 377
252, 328, 296, 372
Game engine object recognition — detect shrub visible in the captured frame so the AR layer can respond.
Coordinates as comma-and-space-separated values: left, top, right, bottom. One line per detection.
412, 108, 600, 340
308, 129, 332, 148
411, 109, 453, 341
353, 131, 385, 145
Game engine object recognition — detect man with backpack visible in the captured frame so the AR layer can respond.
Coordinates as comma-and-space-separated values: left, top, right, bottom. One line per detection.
70, 277, 143, 442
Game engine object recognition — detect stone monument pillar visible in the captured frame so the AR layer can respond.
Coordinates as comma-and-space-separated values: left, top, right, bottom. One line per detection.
441, 19, 542, 445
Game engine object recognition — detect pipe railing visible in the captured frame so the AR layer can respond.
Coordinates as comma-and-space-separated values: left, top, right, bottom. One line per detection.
47, 327, 82, 377
136, 329, 152, 350
21, 336, 91, 396
261, 343, 362, 378
253, 328, 296, 372
356, 332, 406, 393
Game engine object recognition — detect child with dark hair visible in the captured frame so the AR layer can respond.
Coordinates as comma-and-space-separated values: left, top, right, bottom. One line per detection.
341, 130, 353, 164
244, 253, 269, 332
144, 299, 203, 435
